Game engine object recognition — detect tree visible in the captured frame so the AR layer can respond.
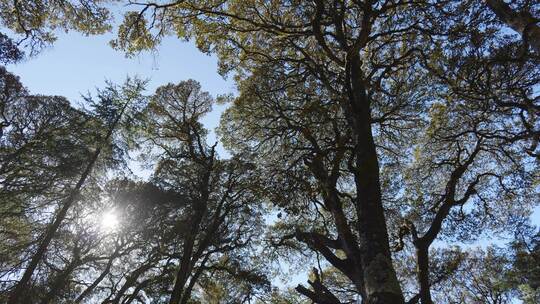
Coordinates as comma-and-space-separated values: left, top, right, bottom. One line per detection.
108, 1, 539, 303
486, 0, 540, 53
0, 0, 112, 56
437, 247, 515, 304
508, 227, 540, 303
7, 76, 147, 304
139, 80, 268, 304
0, 66, 99, 301
0, 1, 538, 303
57, 80, 269, 304
0, 69, 268, 303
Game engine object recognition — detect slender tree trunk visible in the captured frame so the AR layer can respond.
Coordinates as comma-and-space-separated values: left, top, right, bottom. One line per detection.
8, 147, 102, 304
168, 235, 197, 304
323, 188, 367, 295
108, 262, 154, 304
486, 0, 540, 52
168, 206, 207, 304
75, 255, 116, 303
415, 246, 433, 304
9, 101, 129, 304
168, 141, 214, 304
179, 254, 210, 304
345, 53, 405, 304
123, 279, 150, 304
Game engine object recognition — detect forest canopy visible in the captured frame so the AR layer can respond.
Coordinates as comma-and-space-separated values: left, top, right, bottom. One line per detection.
0, 1, 539, 304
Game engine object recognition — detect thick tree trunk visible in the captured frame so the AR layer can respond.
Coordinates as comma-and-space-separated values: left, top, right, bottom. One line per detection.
345, 53, 405, 304
486, 0, 540, 52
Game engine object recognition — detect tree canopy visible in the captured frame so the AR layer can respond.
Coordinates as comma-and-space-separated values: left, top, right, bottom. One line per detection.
0, 1, 538, 304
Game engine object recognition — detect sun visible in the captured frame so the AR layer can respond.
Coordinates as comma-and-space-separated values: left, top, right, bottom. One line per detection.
100, 210, 120, 231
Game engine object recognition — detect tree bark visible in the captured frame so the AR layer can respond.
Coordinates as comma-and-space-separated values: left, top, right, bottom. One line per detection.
345, 53, 405, 304
168, 232, 198, 304
415, 246, 432, 304
169, 163, 212, 304
486, 0, 540, 52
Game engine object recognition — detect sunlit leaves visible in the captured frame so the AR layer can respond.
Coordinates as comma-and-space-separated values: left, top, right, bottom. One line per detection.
111, 11, 158, 57
0, 0, 112, 55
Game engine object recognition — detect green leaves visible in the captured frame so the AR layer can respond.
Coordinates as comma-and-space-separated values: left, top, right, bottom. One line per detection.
0, 0, 112, 55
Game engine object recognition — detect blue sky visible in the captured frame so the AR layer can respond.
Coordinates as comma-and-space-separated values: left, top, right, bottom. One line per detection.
6, 32, 235, 99
5, 30, 233, 154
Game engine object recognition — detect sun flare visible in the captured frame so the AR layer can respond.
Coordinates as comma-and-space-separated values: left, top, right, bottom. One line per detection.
100, 210, 120, 231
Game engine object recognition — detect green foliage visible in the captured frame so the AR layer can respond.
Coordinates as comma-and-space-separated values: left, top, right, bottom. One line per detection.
0, 66, 95, 215
509, 228, 540, 303
106, 1, 539, 302
111, 11, 159, 57
83, 76, 148, 170
0, 0, 113, 55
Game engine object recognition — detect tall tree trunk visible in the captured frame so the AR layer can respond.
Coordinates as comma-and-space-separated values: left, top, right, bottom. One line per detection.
169, 167, 212, 304
415, 246, 433, 304
179, 254, 210, 304
345, 53, 405, 304
9, 101, 129, 304
168, 234, 198, 304
8, 147, 102, 304
486, 0, 540, 52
